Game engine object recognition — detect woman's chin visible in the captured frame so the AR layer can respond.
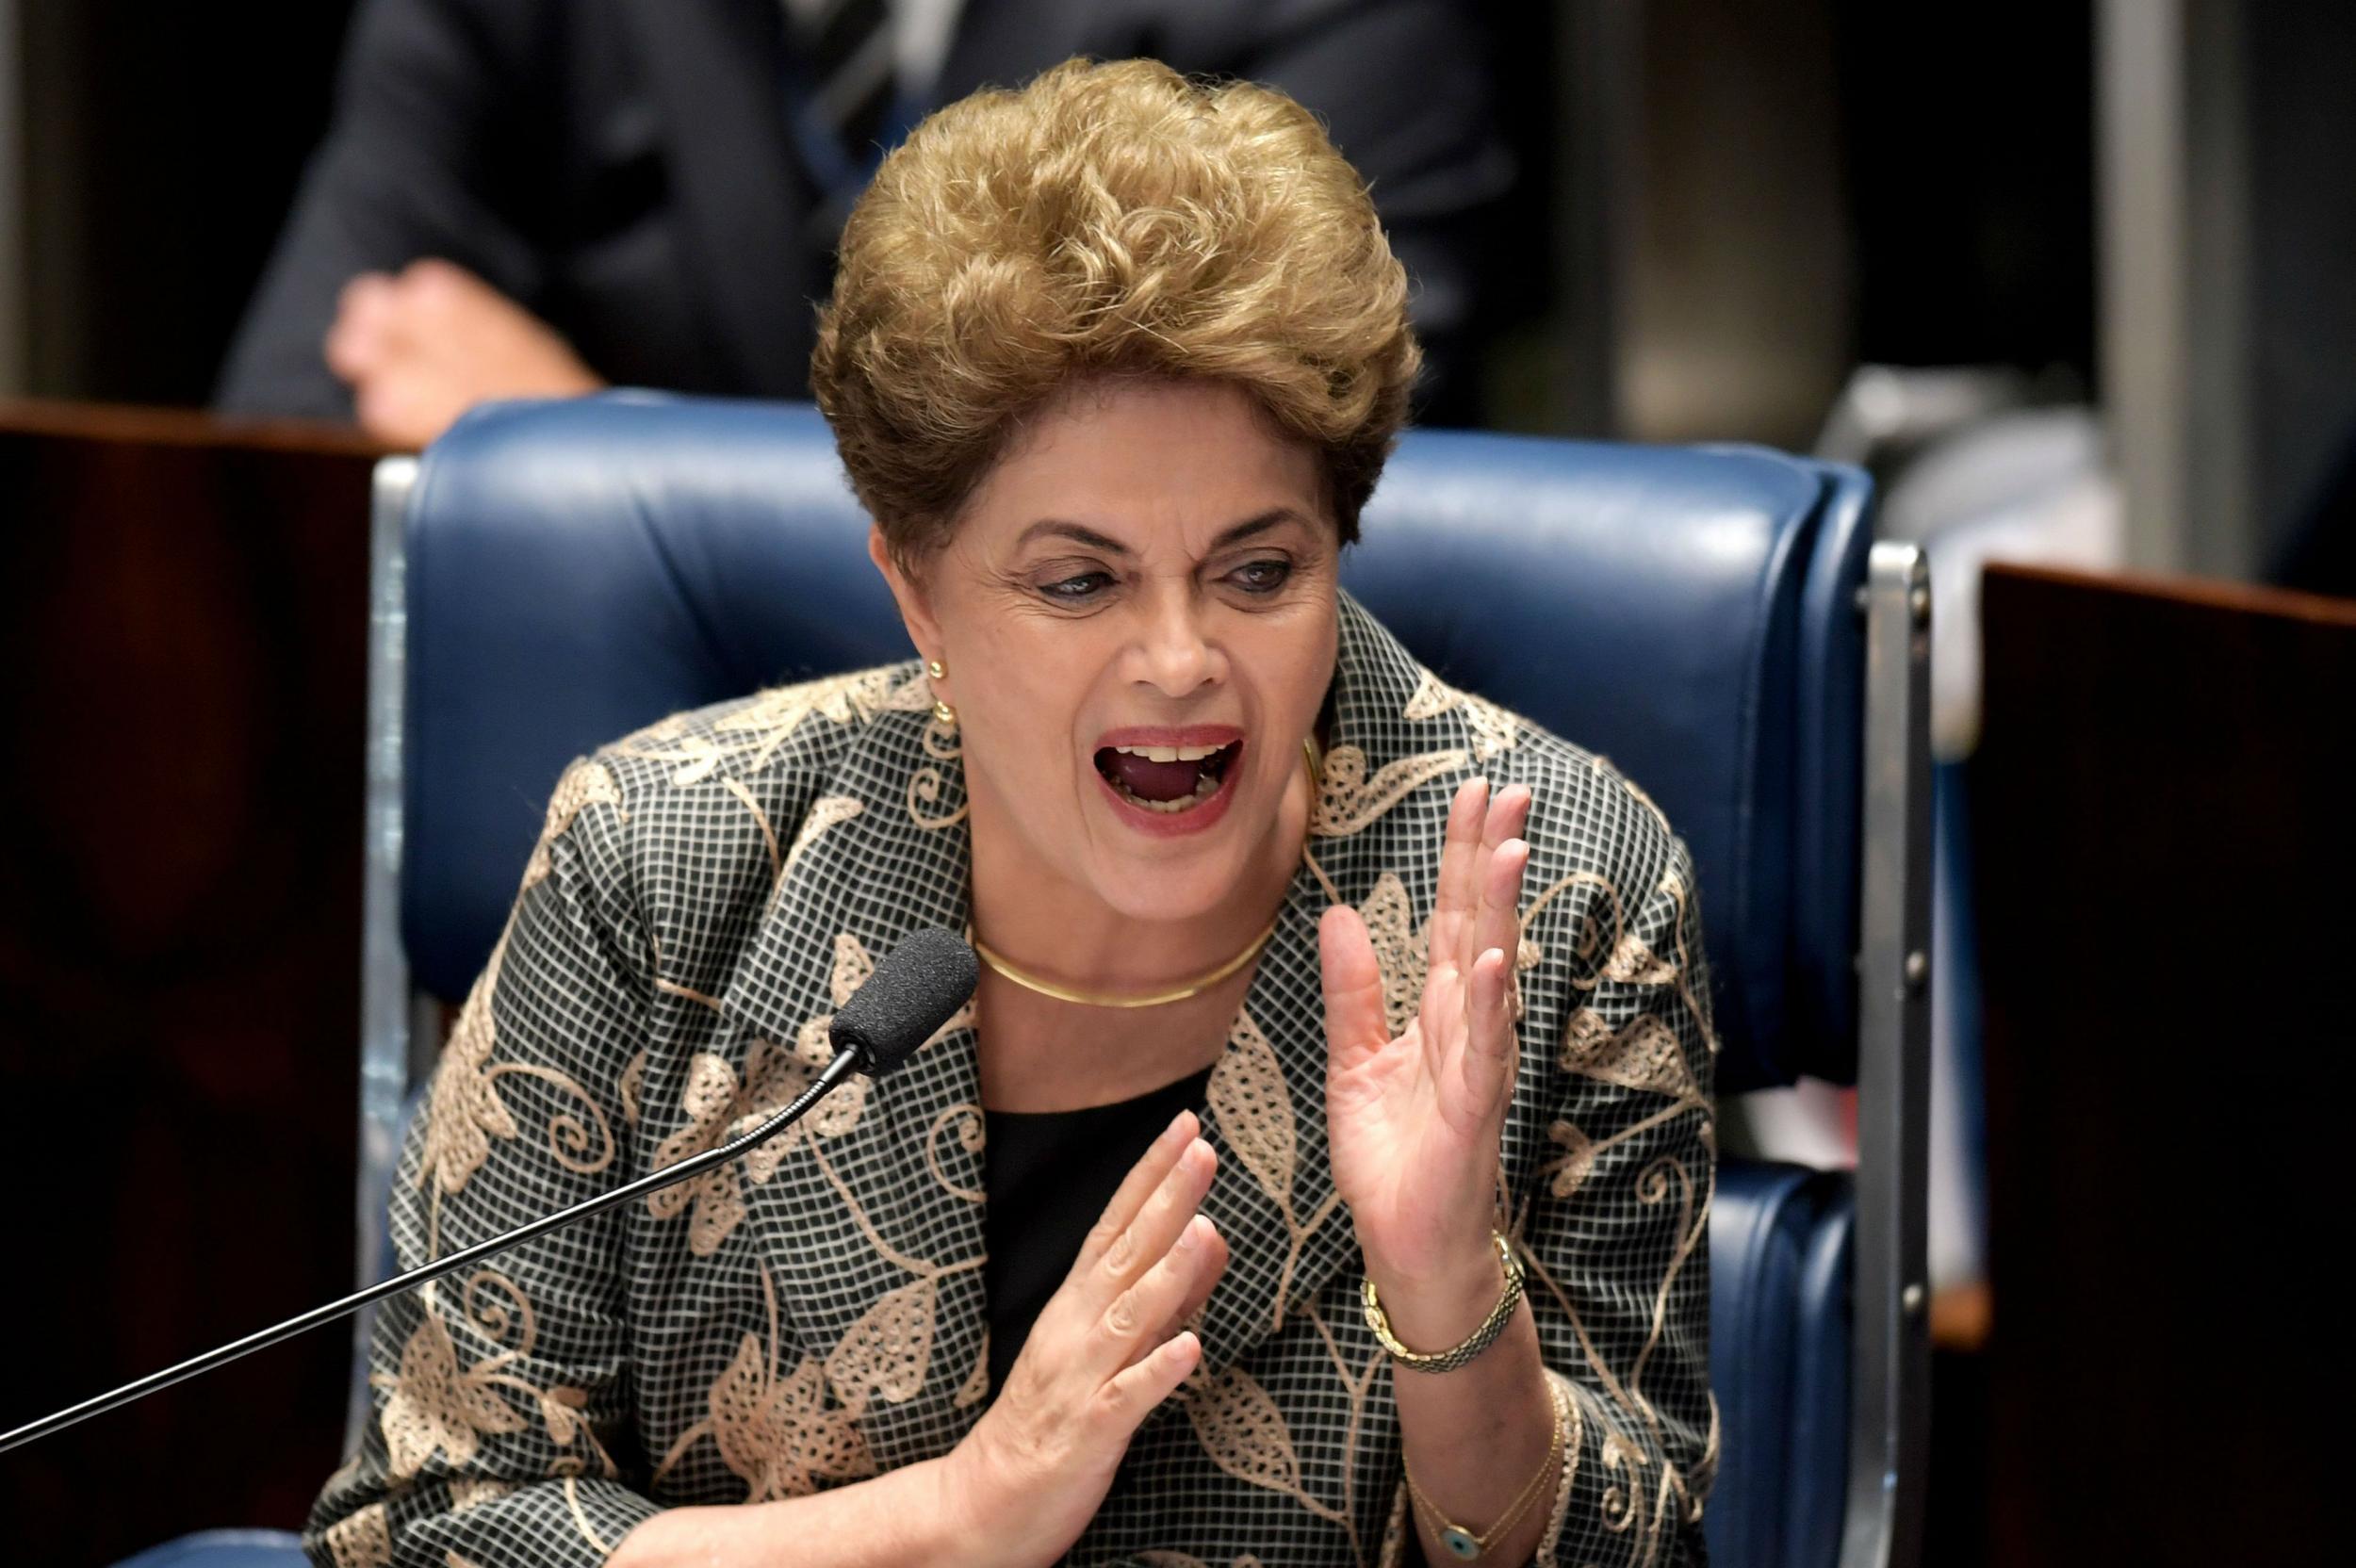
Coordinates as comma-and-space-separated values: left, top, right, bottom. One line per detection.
1082, 834, 1269, 928
1014, 756, 1301, 926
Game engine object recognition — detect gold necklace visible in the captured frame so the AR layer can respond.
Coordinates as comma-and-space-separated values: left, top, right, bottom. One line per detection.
971, 738, 1322, 1010
973, 911, 1282, 1008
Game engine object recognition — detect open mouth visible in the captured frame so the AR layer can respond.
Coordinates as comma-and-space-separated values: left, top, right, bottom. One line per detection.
1093, 740, 1243, 815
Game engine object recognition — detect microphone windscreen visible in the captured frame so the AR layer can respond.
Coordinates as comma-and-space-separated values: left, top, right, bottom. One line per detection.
830, 927, 979, 1076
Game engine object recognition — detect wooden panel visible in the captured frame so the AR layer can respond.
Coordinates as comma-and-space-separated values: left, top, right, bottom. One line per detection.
0, 401, 383, 1561
1975, 563, 2351, 1564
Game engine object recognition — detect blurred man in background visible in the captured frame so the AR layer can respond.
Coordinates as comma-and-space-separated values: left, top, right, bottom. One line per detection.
215, 0, 1511, 446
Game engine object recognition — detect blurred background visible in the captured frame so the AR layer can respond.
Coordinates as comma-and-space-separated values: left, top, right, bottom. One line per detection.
0, 1, 2348, 1563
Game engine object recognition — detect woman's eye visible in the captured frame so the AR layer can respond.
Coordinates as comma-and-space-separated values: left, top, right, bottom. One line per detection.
1041, 571, 1113, 601
1228, 558, 1292, 594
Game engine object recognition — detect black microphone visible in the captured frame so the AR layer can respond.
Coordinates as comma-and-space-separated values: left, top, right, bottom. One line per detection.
0, 926, 978, 1454
831, 926, 978, 1073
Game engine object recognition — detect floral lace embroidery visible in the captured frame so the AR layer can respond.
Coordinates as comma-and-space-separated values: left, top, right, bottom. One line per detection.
1207, 1012, 1342, 1331
375, 1295, 529, 1478
1521, 870, 1630, 995
414, 774, 619, 1228
417, 939, 519, 1200
1182, 1364, 1351, 1535
721, 776, 782, 874
320, 1501, 391, 1568
1355, 873, 1432, 1037
715, 669, 919, 776
623, 668, 927, 784
926, 1105, 988, 1203
1559, 1010, 1698, 1102
1309, 745, 1469, 839
1598, 1424, 1648, 1534
1208, 1015, 1297, 1213
646, 1039, 862, 1254
648, 935, 880, 1253
1402, 670, 1519, 760
446, 1477, 511, 1512
907, 713, 969, 830
520, 760, 619, 890
617, 1049, 647, 1127
825, 1276, 939, 1418
781, 795, 865, 885
1544, 1119, 1598, 1200
374, 1272, 617, 1484
563, 1477, 614, 1552
1601, 931, 1677, 985
655, 1264, 879, 1501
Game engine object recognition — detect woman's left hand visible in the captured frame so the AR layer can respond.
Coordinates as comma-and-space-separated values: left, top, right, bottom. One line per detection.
1318, 776, 1532, 1298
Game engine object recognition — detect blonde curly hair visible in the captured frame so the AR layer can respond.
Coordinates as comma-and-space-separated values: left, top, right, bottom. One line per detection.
810, 57, 1422, 564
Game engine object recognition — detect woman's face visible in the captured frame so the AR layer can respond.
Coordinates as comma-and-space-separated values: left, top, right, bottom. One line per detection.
877, 377, 1339, 928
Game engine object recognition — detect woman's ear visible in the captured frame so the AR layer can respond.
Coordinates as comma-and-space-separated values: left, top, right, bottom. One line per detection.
867, 525, 946, 664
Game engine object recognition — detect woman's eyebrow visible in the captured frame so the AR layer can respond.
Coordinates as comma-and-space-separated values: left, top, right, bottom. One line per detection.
1016, 519, 1131, 553
1013, 508, 1309, 556
1208, 509, 1310, 548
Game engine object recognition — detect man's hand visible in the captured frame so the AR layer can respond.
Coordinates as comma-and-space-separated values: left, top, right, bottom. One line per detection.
324, 259, 605, 448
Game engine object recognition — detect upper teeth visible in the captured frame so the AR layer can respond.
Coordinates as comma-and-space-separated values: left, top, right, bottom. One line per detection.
1111, 743, 1227, 761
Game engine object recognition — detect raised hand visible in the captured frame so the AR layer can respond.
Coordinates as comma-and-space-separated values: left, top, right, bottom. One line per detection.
1318, 776, 1531, 1297
940, 1109, 1231, 1568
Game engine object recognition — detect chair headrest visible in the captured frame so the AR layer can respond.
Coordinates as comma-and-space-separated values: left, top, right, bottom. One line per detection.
1347, 431, 1872, 1086
401, 396, 1870, 1088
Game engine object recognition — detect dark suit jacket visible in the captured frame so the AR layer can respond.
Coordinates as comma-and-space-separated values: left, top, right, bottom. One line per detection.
216, 0, 1512, 425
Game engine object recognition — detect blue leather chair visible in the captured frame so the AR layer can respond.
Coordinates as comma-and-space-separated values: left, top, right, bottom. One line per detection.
125, 393, 1931, 1566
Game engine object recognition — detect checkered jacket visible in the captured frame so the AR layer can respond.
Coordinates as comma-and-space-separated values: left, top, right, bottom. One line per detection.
306, 593, 1716, 1567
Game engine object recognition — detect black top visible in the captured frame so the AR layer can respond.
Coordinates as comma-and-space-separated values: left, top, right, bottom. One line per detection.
983, 1066, 1218, 1399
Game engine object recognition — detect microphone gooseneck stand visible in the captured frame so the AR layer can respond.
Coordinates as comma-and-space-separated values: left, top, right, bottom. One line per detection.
0, 1048, 866, 1455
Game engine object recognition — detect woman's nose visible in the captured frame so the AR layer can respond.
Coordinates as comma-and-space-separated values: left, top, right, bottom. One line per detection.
1133, 595, 1224, 696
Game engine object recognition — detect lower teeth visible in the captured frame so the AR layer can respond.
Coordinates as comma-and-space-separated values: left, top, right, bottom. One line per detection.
1112, 769, 1221, 814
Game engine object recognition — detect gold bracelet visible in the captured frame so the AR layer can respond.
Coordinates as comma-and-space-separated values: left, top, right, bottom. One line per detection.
1403, 1376, 1569, 1560
1362, 1233, 1524, 1374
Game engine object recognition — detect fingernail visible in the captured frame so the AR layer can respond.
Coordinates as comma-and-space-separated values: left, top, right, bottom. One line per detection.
1163, 1110, 1192, 1144
1177, 1217, 1203, 1250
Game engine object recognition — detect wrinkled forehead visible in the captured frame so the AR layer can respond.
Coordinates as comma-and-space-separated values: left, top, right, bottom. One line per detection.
952, 376, 1332, 559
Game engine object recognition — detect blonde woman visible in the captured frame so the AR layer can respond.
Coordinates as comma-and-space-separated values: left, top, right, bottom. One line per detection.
309, 58, 1714, 1568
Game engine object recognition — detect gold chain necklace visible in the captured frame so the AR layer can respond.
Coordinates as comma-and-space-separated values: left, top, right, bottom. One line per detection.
970, 739, 1322, 1010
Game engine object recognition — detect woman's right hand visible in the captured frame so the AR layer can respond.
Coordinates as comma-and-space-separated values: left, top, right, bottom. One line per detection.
938, 1108, 1231, 1568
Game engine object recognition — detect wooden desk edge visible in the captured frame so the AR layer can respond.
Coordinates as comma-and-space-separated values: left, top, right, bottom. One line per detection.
1984, 560, 2356, 629
0, 397, 404, 461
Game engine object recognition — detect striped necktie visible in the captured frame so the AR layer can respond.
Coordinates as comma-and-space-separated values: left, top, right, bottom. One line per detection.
794, 0, 896, 162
